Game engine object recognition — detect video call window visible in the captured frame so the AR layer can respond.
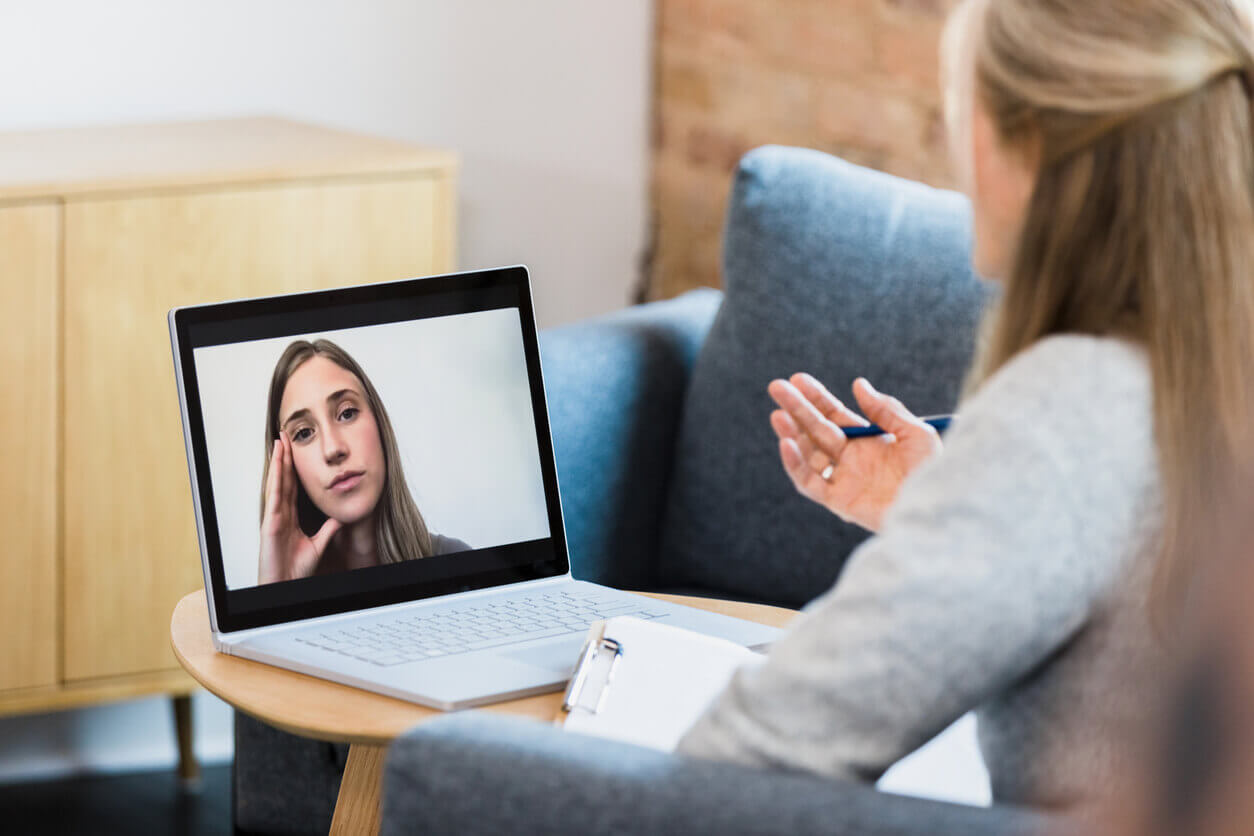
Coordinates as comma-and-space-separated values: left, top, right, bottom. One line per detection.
193, 308, 552, 591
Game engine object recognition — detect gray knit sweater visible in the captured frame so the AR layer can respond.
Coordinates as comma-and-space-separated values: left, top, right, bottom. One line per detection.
678, 335, 1171, 808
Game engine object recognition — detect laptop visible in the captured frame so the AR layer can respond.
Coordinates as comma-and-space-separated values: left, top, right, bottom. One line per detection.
169, 265, 782, 710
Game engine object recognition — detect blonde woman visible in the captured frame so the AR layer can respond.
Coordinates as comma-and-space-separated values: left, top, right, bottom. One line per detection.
679, 0, 1254, 811
258, 339, 470, 584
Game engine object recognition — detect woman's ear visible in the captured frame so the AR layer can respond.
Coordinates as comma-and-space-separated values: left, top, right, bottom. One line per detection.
970, 103, 1039, 279
973, 105, 1039, 204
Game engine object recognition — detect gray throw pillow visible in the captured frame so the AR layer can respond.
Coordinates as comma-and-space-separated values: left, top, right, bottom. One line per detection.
656, 147, 990, 609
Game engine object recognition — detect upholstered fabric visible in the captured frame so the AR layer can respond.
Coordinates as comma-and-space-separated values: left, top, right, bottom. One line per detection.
540, 288, 721, 590
233, 712, 345, 835
235, 147, 1009, 834
657, 146, 990, 608
382, 713, 1054, 836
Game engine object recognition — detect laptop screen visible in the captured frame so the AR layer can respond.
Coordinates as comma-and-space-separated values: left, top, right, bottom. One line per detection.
170, 267, 569, 633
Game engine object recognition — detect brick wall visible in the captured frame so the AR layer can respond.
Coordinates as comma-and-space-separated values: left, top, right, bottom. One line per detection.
646, 0, 959, 300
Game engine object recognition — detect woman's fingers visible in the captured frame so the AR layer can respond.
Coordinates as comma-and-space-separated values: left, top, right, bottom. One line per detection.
263, 439, 283, 519
779, 437, 803, 471
280, 432, 297, 508
852, 378, 934, 440
311, 517, 343, 557
790, 373, 870, 428
768, 379, 849, 458
779, 439, 830, 501
274, 434, 287, 510
772, 410, 830, 474
772, 374, 869, 479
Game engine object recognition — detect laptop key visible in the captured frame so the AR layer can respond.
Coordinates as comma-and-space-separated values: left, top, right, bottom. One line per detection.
574, 594, 621, 605
463, 627, 569, 652
373, 655, 405, 666
314, 591, 653, 661
591, 602, 642, 616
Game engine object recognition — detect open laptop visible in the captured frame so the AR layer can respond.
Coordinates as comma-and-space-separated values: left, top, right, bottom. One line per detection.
169, 265, 781, 710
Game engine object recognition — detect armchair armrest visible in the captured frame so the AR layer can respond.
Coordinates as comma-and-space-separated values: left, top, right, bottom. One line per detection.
381, 713, 1056, 836
539, 289, 721, 589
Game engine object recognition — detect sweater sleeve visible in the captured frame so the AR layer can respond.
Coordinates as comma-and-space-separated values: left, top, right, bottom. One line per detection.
677, 337, 1150, 781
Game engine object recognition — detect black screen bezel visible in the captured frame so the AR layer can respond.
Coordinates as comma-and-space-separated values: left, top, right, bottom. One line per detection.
171, 266, 570, 633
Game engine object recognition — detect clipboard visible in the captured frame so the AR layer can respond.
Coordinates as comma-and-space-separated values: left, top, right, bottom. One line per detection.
558, 616, 762, 752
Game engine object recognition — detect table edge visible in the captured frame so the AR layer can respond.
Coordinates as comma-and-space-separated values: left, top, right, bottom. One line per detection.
170, 588, 796, 745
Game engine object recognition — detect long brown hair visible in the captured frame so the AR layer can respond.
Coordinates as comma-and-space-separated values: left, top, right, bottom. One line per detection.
261, 339, 434, 563
947, 0, 1254, 621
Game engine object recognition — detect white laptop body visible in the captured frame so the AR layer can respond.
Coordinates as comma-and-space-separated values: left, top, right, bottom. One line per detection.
170, 266, 781, 710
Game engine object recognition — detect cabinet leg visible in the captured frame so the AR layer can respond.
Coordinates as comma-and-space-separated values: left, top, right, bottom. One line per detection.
172, 694, 201, 787
330, 743, 387, 836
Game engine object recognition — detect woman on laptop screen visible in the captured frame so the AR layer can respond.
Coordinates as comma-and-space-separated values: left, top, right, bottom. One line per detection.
257, 338, 469, 584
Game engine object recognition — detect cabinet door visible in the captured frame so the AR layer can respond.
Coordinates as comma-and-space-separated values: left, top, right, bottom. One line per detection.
0, 204, 59, 692
62, 175, 445, 680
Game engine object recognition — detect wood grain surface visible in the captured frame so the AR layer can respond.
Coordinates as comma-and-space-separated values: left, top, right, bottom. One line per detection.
329, 744, 387, 836
60, 176, 450, 682
170, 589, 797, 746
0, 669, 195, 717
0, 117, 458, 202
0, 204, 59, 692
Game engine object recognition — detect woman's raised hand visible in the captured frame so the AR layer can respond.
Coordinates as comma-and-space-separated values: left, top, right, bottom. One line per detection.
768, 374, 943, 533
257, 432, 342, 584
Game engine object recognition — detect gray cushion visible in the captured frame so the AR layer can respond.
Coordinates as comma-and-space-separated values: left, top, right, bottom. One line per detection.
233, 711, 344, 834
657, 146, 990, 608
540, 289, 721, 590
382, 713, 1054, 836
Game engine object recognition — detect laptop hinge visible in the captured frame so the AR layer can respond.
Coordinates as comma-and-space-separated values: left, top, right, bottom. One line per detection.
213, 574, 574, 644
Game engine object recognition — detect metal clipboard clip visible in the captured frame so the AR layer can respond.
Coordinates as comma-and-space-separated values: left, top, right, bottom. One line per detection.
561, 624, 624, 717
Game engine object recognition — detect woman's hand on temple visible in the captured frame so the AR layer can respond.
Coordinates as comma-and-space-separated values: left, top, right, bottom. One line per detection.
257, 431, 342, 584
768, 374, 943, 533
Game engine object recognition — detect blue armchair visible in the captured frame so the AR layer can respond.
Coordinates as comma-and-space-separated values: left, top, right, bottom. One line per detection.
235, 147, 1057, 835
375, 147, 1060, 835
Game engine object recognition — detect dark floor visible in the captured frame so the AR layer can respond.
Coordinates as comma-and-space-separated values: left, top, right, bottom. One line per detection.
0, 764, 232, 836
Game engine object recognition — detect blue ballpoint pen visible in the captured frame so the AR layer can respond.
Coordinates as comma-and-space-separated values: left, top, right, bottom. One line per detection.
841, 415, 954, 439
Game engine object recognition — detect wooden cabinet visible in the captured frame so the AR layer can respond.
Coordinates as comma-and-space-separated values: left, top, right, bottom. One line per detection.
0, 118, 456, 716
0, 204, 59, 694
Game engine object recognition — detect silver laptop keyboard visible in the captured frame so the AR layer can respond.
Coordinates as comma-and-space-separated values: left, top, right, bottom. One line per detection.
295, 589, 669, 666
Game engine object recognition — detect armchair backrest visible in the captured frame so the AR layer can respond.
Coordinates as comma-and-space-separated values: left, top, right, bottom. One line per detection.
656, 146, 989, 609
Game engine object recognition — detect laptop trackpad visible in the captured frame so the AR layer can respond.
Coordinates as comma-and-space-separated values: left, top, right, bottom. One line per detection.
499, 636, 586, 675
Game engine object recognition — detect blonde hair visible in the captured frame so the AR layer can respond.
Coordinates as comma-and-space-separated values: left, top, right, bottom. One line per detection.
261, 339, 434, 565
945, 0, 1254, 622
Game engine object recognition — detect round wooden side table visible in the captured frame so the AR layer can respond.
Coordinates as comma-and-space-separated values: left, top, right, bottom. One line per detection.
171, 589, 796, 834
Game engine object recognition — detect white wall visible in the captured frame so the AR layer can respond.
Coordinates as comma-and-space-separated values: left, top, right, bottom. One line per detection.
0, 0, 653, 782
0, 0, 653, 327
